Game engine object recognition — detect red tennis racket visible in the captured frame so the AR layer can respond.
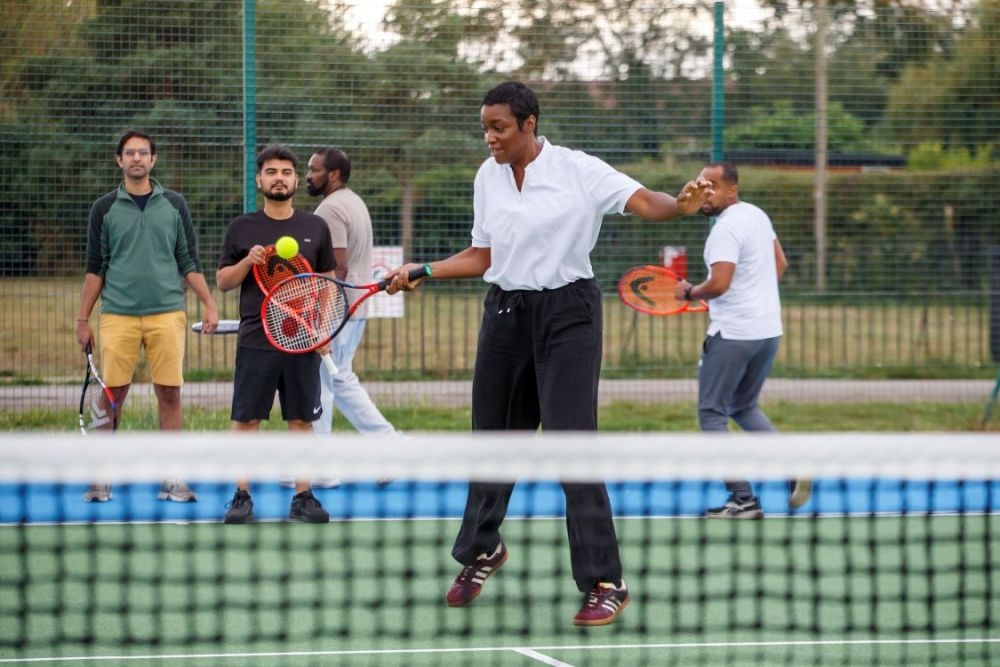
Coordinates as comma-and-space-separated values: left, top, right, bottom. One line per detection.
252, 243, 312, 294
251, 244, 339, 373
261, 266, 431, 354
617, 265, 708, 316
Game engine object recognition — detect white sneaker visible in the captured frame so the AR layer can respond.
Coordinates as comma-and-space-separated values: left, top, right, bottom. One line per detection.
83, 483, 112, 502
158, 479, 198, 502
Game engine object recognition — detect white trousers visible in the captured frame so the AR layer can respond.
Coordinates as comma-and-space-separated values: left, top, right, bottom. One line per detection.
313, 319, 396, 435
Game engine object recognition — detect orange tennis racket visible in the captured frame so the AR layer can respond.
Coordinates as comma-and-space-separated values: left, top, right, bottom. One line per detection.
617, 265, 708, 316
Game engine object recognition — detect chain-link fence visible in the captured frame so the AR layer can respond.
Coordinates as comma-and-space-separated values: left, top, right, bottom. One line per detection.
2, 0, 998, 416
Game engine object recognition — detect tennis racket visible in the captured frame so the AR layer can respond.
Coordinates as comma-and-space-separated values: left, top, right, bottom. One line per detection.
192, 320, 240, 334
261, 266, 431, 355
617, 265, 708, 316
251, 246, 339, 373
79, 342, 118, 434
253, 243, 312, 294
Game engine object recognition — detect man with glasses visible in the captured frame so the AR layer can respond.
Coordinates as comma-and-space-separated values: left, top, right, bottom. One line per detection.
75, 129, 219, 503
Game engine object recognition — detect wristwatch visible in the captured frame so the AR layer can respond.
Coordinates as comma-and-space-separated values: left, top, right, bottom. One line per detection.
683, 285, 694, 301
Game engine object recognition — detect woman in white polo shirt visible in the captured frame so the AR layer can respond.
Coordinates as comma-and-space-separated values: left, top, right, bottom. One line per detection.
387, 81, 710, 626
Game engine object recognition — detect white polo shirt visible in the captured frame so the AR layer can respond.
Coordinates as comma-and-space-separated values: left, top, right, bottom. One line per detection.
471, 138, 642, 291
703, 201, 783, 340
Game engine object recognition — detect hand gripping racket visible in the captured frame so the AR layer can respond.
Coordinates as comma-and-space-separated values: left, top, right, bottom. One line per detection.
192, 320, 240, 334
261, 265, 431, 356
617, 265, 708, 316
79, 342, 118, 434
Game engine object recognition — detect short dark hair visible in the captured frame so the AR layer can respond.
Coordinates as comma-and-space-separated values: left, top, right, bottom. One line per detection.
313, 147, 352, 184
482, 81, 540, 135
116, 129, 156, 156
256, 144, 298, 171
706, 162, 739, 185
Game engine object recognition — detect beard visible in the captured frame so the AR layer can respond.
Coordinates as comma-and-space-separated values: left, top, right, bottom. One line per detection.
306, 177, 327, 197
263, 185, 295, 201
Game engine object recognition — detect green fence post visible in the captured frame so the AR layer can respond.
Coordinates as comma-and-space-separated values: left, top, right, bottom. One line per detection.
712, 1, 724, 163
243, 0, 257, 213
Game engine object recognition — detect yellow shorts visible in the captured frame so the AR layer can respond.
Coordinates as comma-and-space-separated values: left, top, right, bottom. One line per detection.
99, 311, 187, 387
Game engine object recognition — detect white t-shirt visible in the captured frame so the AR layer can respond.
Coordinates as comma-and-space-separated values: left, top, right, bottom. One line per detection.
471, 138, 642, 291
703, 201, 783, 340
314, 187, 374, 318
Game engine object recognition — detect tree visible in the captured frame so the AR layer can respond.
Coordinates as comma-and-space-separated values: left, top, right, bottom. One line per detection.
885, 0, 1000, 150
725, 100, 865, 152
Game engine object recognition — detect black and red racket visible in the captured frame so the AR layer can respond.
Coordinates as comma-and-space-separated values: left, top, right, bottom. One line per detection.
617, 265, 708, 316
79, 342, 118, 434
261, 265, 431, 354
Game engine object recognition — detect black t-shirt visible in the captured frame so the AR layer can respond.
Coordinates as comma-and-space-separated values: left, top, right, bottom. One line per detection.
129, 191, 153, 211
218, 209, 336, 349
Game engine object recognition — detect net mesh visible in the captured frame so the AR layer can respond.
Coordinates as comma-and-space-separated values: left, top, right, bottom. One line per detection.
1, 432, 998, 666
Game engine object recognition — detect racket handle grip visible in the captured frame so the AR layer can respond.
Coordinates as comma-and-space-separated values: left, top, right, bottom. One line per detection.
321, 351, 339, 375
376, 265, 432, 290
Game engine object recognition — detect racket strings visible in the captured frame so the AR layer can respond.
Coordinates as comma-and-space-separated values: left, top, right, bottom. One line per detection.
619, 267, 686, 315
81, 378, 115, 431
253, 248, 311, 293
263, 277, 347, 352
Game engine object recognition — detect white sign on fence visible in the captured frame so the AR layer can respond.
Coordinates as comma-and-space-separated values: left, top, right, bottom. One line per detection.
368, 246, 405, 319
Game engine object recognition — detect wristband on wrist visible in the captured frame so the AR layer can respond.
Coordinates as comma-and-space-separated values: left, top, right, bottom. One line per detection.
683, 285, 694, 301
422, 263, 432, 277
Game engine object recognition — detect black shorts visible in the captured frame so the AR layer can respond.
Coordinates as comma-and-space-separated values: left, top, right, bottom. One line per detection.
231, 346, 322, 423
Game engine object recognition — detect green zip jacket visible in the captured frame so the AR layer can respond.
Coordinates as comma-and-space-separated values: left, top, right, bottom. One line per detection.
85, 179, 203, 316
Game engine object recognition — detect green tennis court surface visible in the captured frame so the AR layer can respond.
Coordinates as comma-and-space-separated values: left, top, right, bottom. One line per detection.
3, 432, 999, 666
3, 516, 998, 666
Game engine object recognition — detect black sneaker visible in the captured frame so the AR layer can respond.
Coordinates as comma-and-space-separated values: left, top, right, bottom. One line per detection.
289, 490, 330, 523
224, 489, 253, 524
706, 496, 763, 519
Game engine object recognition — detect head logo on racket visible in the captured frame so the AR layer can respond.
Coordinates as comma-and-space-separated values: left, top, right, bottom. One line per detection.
617, 265, 708, 316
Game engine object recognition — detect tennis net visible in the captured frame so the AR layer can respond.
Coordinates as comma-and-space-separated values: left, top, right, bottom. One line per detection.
1, 432, 998, 666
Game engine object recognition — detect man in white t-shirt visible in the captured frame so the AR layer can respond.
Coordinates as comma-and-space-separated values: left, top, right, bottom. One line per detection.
306, 147, 396, 441
675, 163, 807, 518
385, 81, 712, 626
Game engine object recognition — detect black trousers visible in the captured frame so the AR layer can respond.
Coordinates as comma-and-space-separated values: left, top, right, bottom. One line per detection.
451, 279, 623, 593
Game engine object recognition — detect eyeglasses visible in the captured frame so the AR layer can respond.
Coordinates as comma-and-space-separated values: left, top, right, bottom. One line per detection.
122, 149, 151, 157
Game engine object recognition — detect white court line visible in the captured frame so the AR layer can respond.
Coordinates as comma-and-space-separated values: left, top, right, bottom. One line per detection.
513, 647, 575, 666
1, 637, 998, 664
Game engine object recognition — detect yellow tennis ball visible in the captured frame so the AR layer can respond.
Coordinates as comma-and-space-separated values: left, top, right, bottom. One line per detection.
275, 236, 299, 259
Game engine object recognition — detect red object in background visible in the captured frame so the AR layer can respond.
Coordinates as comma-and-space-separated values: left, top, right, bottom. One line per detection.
661, 246, 688, 280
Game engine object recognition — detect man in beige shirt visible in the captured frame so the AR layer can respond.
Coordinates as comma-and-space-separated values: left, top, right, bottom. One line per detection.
306, 147, 396, 439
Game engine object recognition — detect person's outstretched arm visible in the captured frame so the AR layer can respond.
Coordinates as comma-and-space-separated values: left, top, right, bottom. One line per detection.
624, 179, 713, 221
385, 246, 491, 293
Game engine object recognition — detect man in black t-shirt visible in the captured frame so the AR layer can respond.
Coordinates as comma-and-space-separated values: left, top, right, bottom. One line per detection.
216, 144, 336, 524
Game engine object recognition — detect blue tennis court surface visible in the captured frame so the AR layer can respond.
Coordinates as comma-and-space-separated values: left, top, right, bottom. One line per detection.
3, 479, 998, 524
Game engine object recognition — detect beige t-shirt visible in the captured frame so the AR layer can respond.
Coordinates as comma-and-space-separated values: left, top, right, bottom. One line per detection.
314, 187, 375, 318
